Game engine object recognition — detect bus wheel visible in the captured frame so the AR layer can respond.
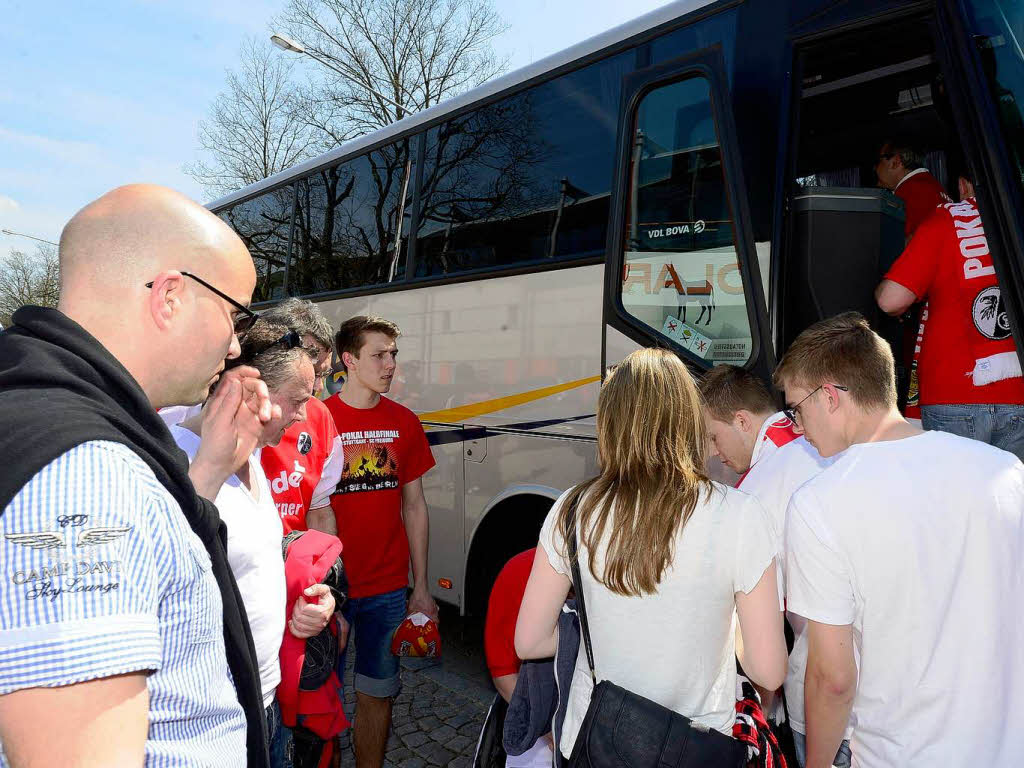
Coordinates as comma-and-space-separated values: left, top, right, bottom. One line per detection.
465, 494, 554, 617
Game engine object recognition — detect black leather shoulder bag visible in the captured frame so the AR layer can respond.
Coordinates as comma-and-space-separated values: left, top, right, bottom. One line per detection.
564, 495, 747, 768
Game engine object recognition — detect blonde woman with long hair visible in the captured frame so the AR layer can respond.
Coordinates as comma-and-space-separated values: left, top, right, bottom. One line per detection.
515, 348, 787, 760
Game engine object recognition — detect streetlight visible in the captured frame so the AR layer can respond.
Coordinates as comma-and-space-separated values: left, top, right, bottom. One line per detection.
1, 229, 58, 246
270, 32, 413, 114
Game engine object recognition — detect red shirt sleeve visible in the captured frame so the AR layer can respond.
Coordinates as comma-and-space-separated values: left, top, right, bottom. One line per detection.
484, 549, 537, 679
399, 406, 435, 486
884, 208, 947, 299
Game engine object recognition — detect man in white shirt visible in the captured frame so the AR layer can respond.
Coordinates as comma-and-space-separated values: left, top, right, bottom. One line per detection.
774, 311, 1024, 768
169, 321, 339, 768
699, 365, 842, 767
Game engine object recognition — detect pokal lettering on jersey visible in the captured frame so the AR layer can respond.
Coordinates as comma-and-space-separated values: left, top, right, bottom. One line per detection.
335, 429, 402, 494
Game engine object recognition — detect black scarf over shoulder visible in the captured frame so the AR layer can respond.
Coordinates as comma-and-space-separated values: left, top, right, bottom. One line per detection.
0, 306, 269, 767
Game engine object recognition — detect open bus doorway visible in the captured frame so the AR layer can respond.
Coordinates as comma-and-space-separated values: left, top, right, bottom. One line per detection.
779, 11, 969, 407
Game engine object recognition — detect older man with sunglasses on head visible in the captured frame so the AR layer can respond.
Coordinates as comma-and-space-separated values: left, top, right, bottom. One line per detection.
258, 299, 344, 536
167, 321, 338, 768
0, 185, 277, 768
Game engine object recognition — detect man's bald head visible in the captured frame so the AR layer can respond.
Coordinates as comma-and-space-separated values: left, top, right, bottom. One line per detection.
59, 184, 252, 295
55, 185, 258, 408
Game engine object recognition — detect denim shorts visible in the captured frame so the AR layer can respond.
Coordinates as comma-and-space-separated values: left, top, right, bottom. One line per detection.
337, 587, 407, 698
921, 403, 1024, 461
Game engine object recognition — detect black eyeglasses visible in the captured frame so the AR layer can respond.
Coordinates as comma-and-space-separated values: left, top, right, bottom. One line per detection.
783, 384, 849, 424
252, 330, 303, 357
145, 271, 259, 337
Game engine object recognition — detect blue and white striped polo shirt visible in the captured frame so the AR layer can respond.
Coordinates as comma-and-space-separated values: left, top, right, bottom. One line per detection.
0, 441, 246, 766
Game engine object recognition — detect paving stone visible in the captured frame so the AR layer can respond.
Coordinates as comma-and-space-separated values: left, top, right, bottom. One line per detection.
429, 725, 457, 743
457, 723, 481, 738
399, 758, 427, 768
417, 715, 442, 731
387, 747, 413, 763
416, 742, 455, 766
401, 731, 429, 749
394, 721, 418, 736
444, 735, 475, 754
444, 711, 474, 729
448, 756, 471, 768
387, 734, 402, 750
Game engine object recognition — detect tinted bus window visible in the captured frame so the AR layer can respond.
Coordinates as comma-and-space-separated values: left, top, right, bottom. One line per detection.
965, 1, 1024, 194
619, 76, 755, 366
219, 186, 293, 302
291, 139, 414, 295
414, 51, 634, 277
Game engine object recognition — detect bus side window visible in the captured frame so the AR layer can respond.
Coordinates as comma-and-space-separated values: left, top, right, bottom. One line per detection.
619, 75, 755, 366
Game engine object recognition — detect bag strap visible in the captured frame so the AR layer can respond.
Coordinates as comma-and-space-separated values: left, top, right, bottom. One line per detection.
565, 492, 597, 685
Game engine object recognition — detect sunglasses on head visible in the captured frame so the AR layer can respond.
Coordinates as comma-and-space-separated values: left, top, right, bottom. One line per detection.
252, 330, 303, 357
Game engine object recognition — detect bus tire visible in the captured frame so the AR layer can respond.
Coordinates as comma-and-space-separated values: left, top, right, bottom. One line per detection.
465, 494, 554, 617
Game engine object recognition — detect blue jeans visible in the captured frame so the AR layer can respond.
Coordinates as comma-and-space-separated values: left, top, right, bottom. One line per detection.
921, 403, 1024, 461
792, 731, 851, 768
265, 700, 292, 768
337, 587, 407, 698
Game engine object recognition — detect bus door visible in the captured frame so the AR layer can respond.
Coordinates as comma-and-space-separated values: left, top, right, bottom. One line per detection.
935, 0, 1024, 358
602, 46, 775, 383
773, 0, 1024, 397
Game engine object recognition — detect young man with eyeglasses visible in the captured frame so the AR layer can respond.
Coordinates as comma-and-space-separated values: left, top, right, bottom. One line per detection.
259, 299, 344, 534
775, 312, 1024, 768
0, 185, 277, 768
699, 365, 840, 766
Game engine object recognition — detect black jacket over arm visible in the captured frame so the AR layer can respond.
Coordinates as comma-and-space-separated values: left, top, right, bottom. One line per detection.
0, 306, 269, 768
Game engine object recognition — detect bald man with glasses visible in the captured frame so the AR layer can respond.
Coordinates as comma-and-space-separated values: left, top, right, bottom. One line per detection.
0, 185, 277, 768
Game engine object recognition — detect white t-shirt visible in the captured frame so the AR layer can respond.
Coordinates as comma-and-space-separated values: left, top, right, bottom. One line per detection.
169, 425, 287, 708
538, 483, 778, 758
786, 430, 1024, 767
737, 423, 834, 737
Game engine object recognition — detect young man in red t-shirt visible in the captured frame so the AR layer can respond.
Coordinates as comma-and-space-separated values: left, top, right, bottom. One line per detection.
877, 175, 1024, 459
308, 315, 436, 768
258, 299, 344, 533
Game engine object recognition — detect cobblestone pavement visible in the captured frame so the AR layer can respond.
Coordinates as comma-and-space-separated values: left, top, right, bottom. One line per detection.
336, 606, 493, 768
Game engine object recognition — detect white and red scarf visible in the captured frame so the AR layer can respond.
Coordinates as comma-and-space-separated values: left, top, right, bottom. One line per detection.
906, 198, 1020, 418
737, 412, 799, 487
949, 198, 1022, 385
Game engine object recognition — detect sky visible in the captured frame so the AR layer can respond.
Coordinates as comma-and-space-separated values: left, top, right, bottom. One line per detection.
0, 0, 677, 254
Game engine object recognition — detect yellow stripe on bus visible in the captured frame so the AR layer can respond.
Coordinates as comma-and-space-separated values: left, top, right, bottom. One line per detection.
417, 374, 601, 425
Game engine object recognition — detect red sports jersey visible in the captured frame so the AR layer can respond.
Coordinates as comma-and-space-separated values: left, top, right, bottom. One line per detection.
894, 169, 950, 237
484, 548, 536, 680
261, 397, 341, 534
323, 394, 435, 598
886, 200, 1024, 406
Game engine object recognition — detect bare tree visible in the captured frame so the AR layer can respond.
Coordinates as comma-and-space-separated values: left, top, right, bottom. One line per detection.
278, 0, 509, 136
186, 37, 326, 197
0, 245, 59, 328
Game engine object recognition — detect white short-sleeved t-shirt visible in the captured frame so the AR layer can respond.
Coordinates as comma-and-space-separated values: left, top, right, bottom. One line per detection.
737, 432, 833, 736
786, 431, 1024, 768
170, 426, 287, 708
539, 483, 778, 758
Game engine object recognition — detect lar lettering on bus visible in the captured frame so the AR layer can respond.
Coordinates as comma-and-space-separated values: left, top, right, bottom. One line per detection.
622, 261, 743, 296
